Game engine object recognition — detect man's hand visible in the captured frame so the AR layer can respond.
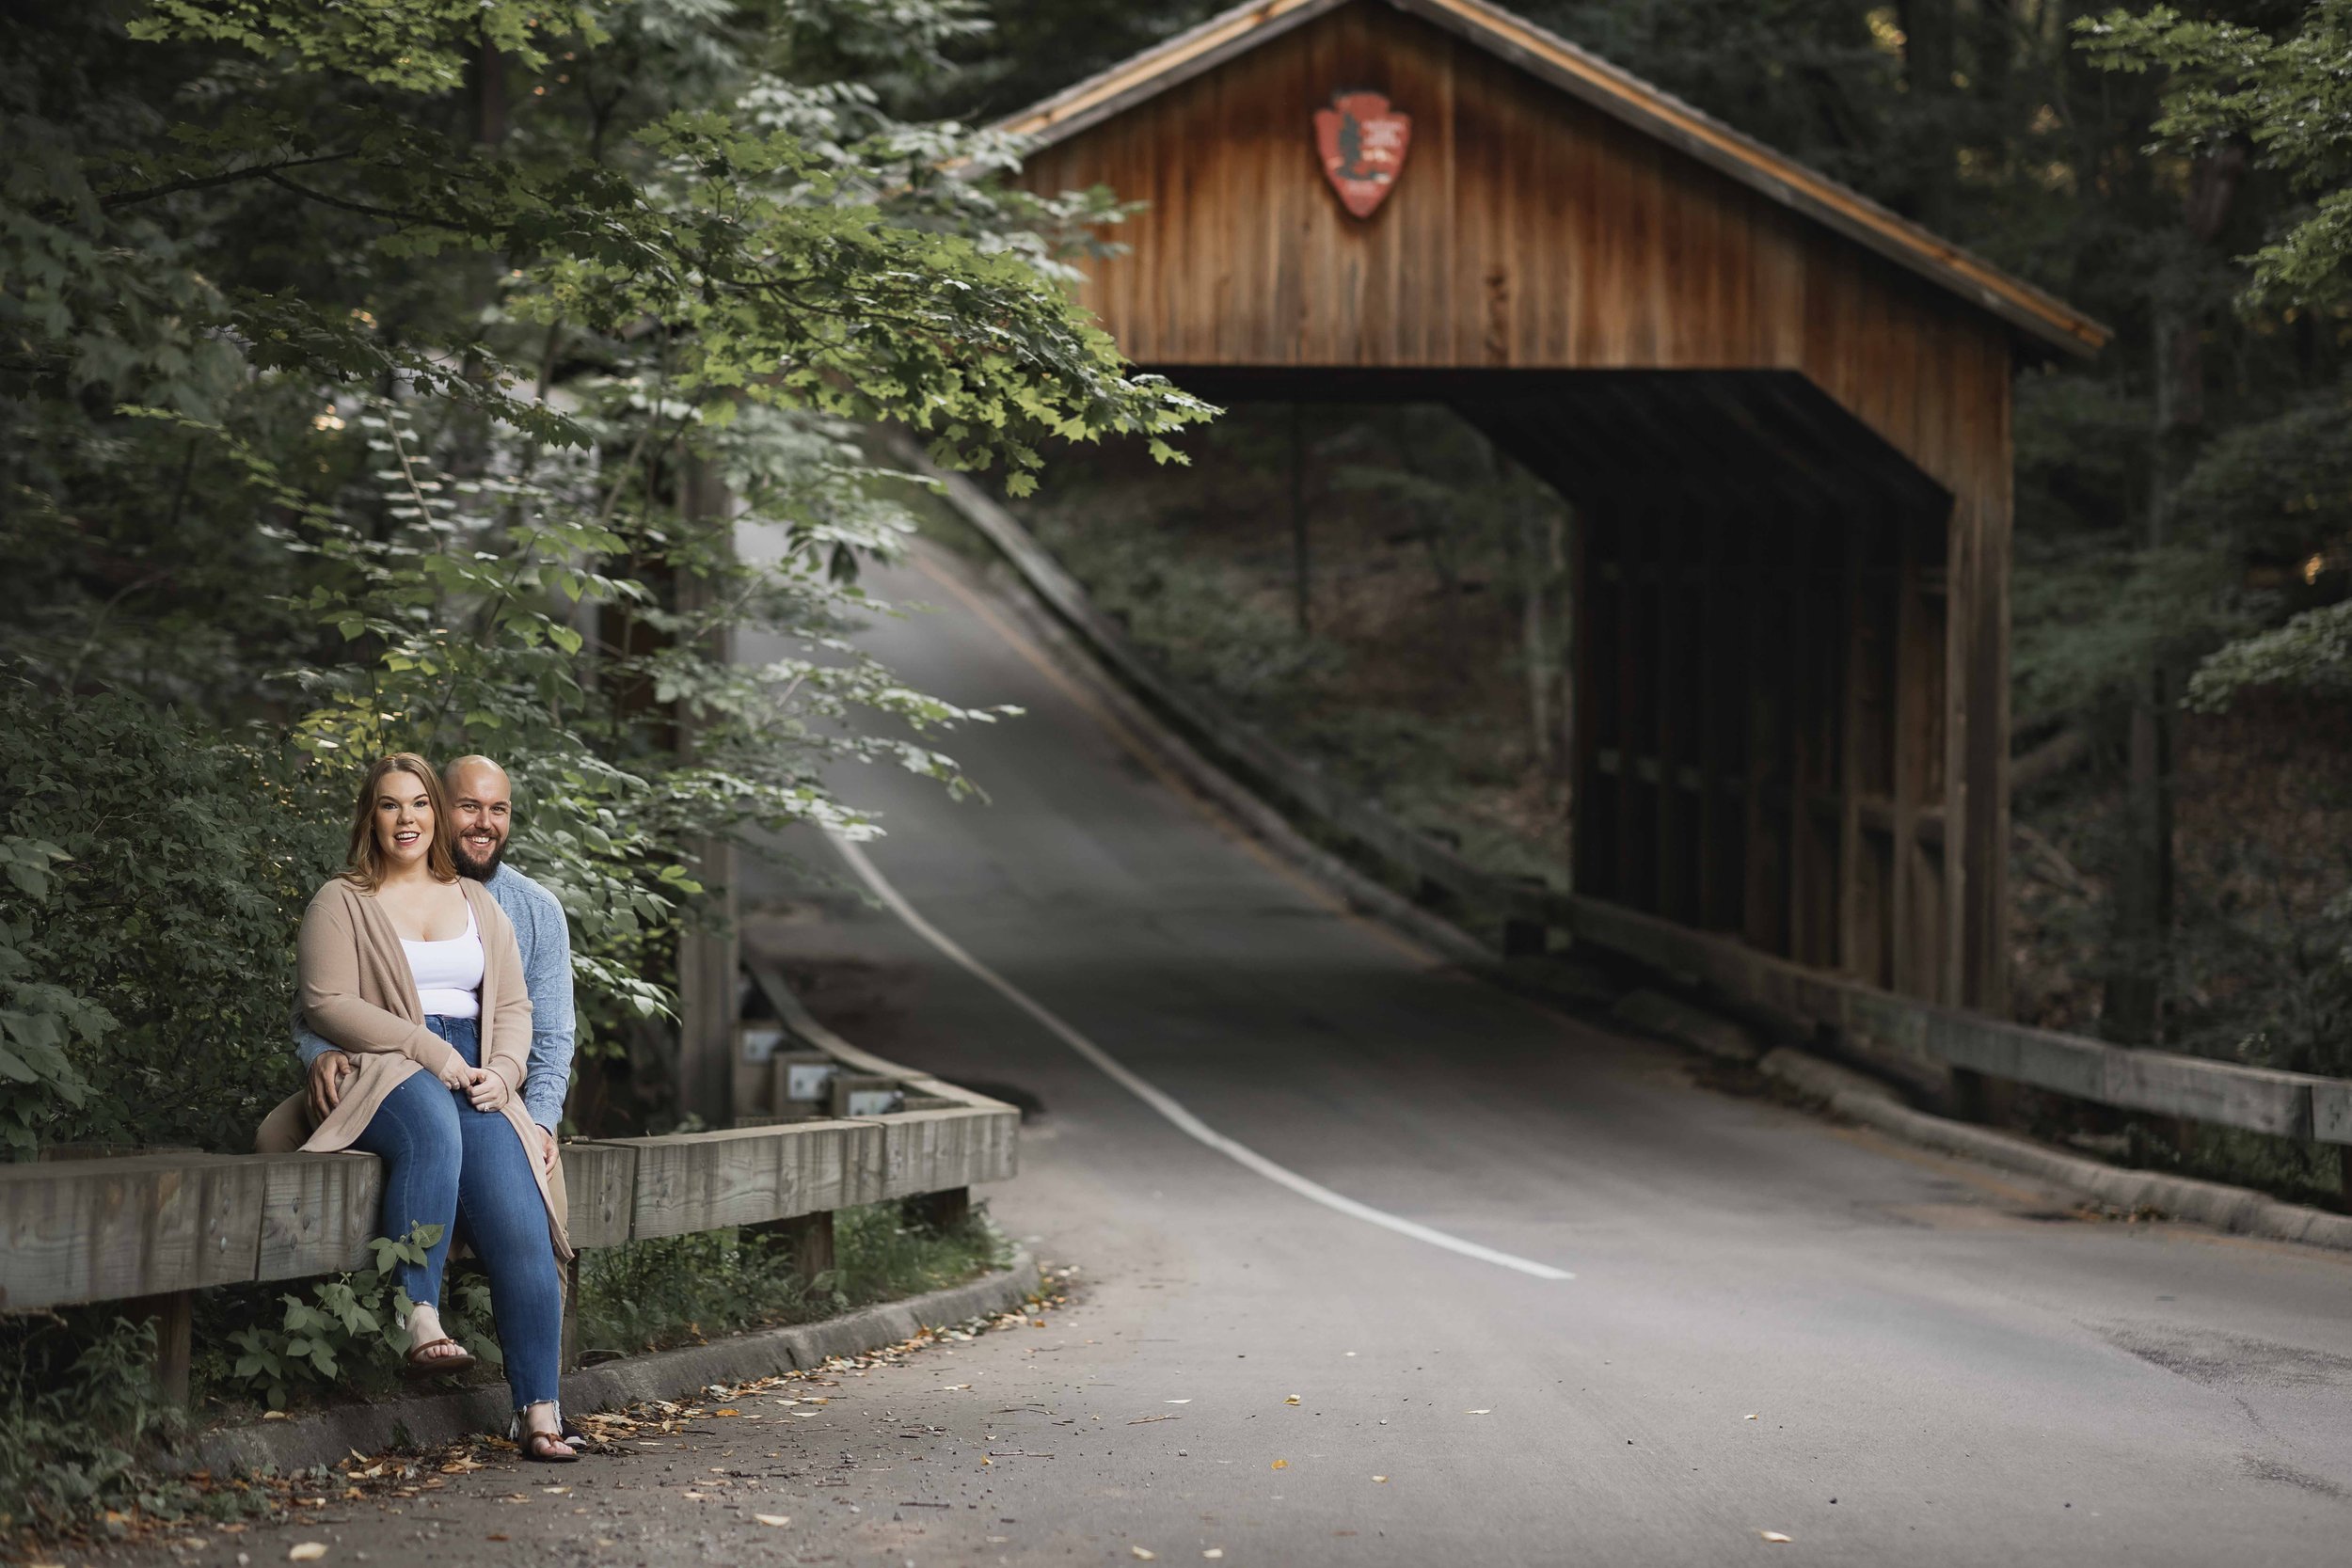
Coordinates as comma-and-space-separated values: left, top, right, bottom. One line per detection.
307, 1052, 356, 1121
539, 1125, 558, 1173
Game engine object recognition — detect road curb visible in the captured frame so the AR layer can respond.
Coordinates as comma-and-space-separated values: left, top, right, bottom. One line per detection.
186, 1249, 1041, 1477
907, 464, 2352, 1259
1611, 988, 1763, 1064
1759, 1049, 2352, 1250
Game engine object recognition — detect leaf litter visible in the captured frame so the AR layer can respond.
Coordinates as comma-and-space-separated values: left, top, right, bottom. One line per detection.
15, 1284, 1076, 1560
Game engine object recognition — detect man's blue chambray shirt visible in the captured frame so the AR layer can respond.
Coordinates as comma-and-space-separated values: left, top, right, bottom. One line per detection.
294, 863, 577, 1131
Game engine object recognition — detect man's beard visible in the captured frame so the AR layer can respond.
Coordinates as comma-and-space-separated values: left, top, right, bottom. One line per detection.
453, 835, 507, 881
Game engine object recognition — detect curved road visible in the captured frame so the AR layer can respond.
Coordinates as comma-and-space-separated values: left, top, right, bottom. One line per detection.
735, 542, 2352, 1566
128, 540, 2352, 1568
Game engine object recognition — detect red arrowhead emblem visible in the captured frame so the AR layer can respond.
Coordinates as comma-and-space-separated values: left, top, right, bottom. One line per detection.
1313, 90, 1411, 218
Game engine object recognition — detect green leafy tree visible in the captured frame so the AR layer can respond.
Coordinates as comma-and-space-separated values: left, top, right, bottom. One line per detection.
0, 0, 1206, 1151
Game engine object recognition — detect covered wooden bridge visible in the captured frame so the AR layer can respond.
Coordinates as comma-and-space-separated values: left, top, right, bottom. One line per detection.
999, 0, 2107, 1014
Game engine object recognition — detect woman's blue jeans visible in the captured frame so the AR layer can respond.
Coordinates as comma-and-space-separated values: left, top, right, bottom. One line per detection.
350, 1016, 563, 1410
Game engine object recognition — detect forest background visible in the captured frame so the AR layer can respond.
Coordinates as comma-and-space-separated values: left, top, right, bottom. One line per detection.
0, 0, 2348, 1511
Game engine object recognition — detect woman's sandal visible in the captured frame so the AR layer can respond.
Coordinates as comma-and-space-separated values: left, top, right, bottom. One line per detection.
402, 1337, 476, 1379
511, 1403, 582, 1464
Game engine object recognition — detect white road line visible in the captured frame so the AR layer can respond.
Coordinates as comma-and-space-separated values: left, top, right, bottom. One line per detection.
830, 833, 1575, 1282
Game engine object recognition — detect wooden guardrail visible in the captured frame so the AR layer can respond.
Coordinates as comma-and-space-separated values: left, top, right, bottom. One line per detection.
0, 982, 1017, 1403
909, 442, 2352, 1161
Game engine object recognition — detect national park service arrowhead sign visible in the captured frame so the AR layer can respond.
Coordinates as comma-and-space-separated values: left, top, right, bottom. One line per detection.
1313, 89, 1411, 218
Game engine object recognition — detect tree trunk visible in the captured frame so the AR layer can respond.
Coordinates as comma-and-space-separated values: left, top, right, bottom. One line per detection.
1289, 402, 1311, 635
1898, 0, 1959, 231
2104, 147, 2247, 1045
1520, 502, 1555, 776
469, 37, 507, 148
674, 455, 740, 1125
1510, 470, 1572, 784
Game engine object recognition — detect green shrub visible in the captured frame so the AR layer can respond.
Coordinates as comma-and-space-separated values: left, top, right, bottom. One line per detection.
213, 1225, 502, 1411
576, 1202, 1009, 1360
0, 1311, 172, 1536
0, 683, 336, 1153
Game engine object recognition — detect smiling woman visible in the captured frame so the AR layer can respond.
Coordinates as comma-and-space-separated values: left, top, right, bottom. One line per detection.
261, 752, 585, 1462
343, 752, 460, 893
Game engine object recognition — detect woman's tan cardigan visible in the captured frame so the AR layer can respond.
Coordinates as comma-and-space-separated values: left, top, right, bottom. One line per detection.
256, 877, 571, 1259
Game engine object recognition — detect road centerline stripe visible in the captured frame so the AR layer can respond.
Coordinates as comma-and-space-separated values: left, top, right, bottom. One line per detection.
830, 832, 1575, 1282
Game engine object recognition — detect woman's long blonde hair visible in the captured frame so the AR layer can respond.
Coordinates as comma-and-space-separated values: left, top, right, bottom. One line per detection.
342, 752, 459, 891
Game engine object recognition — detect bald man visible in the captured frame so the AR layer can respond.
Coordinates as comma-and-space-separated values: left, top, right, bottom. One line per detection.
292, 756, 577, 1170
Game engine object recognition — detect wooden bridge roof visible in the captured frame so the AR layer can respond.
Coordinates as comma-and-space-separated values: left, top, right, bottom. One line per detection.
996, 0, 2107, 358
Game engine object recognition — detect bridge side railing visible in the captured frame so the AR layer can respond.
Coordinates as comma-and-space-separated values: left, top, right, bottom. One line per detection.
0, 990, 1018, 1404
910, 445, 2352, 1160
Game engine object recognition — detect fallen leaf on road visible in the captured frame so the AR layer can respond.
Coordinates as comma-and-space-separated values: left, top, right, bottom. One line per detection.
1165, 1399, 1190, 1405
755, 1514, 790, 1527
1745, 1414, 1758, 1421
1760, 1530, 1793, 1544
1284, 1395, 1301, 1405
262, 1411, 288, 1421
714, 1409, 739, 1417
485, 1534, 509, 1543
542, 1486, 570, 1495
1372, 1476, 1388, 1483
1271, 1460, 1288, 1470
1465, 1409, 1492, 1416
682, 1491, 707, 1500
1132, 1549, 1156, 1560
1203, 1552, 1224, 1560
288, 1547, 326, 1562
1129, 1415, 1181, 1425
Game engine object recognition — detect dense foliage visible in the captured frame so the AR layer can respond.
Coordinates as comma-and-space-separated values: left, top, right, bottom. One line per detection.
0, 0, 1205, 1152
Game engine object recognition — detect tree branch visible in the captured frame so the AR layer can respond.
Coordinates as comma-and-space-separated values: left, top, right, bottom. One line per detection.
88, 152, 355, 214
261, 170, 450, 229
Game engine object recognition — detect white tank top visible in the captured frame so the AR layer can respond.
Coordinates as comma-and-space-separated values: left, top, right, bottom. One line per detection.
403, 903, 484, 1020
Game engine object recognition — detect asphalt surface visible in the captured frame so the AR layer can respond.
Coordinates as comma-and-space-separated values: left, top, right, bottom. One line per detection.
118, 541, 2352, 1568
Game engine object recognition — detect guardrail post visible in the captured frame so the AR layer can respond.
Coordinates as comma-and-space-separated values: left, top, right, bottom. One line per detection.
777, 1212, 834, 1283
127, 1290, 194, 1405
1948, 1066, 1990, 1123
904, 1187, 971, 1234
560, 1255, 582, 1371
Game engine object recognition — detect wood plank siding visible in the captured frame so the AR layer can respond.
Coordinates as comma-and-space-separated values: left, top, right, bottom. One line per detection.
1012, 0, 2068, 1012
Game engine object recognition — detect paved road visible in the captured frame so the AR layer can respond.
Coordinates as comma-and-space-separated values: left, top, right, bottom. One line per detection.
120, 542, 2352, 1568
743, 543, 2352, 1566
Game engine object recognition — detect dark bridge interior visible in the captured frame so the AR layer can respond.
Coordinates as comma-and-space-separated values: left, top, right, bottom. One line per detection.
1154, 365, 1957, 997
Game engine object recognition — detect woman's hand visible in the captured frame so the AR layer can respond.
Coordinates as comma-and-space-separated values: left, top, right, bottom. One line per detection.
467, 1070, 510, 1113
437, 1056, 481, 1092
